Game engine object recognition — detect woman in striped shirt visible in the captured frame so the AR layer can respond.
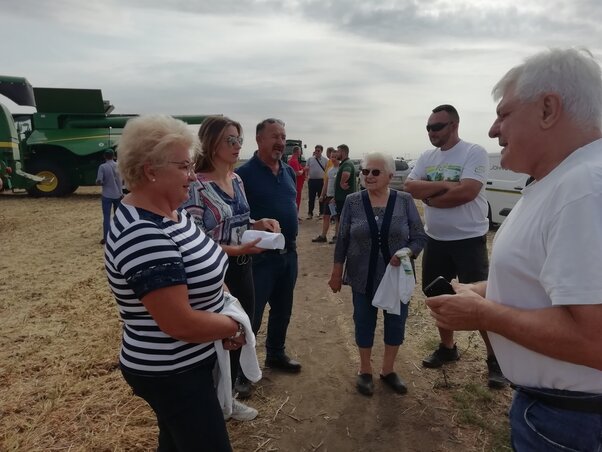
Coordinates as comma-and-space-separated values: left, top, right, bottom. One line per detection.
105, 115, 241, 451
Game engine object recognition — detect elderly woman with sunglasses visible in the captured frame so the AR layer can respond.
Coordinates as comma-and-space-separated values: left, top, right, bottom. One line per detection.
181, 116, 280, 414
328, 151, 427, 396
105, 115, 245, 451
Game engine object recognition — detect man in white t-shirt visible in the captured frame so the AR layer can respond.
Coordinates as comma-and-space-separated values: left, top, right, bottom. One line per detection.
426, 48, 602, 450
305, 145, 328, 219
405, 104, 506, 389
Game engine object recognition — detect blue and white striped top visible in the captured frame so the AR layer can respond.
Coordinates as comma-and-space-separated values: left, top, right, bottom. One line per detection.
104, 202, 228, 376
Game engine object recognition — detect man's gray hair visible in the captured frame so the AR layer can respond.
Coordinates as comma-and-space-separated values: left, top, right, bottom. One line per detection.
492, 48, 602, 128
361, 151, 395, 175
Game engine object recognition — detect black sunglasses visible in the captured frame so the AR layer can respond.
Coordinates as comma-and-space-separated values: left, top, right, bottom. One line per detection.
361, 168, 381, 177
426, 122, 451, 132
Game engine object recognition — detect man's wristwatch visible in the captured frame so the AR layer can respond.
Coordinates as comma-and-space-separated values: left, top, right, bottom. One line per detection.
230, 322, 245, 339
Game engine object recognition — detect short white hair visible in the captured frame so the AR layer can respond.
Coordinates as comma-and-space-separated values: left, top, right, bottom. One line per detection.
361, 152, 395, 175
492, 48, 602, 128
118, 114, 198, 189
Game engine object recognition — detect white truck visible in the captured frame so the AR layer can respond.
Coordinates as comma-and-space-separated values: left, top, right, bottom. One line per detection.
485, 153, 531, 227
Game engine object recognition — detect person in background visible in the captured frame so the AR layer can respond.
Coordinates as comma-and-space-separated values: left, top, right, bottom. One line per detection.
305, 144, 328, 219
426, 48, 602, 451
288, 145, 305, 218
105, 115, 246, 451
235, 118, 302, 399
404, 104, 506, 389
181, 115, 279, 415
329, 152, 427, 396
96, 148, 122, 245
312, 147, 340, 243
332, 144, 356, 244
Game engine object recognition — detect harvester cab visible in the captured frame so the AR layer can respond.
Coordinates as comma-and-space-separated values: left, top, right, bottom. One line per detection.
0, 76, 45, 191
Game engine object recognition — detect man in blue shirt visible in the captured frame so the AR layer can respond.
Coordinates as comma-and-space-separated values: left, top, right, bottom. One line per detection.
235, 118, 301, 397
96, 149, 122, 245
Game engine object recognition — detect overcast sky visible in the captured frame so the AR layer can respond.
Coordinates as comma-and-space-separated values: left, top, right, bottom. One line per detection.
3, 0, 602, 159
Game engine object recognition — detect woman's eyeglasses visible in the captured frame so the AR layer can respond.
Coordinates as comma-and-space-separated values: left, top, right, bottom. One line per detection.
426, 122, 451, 132
226, 135, 244, 146
361, 168, 382, 177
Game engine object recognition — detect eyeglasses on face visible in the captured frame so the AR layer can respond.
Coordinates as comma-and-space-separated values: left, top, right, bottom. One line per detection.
361, 168, 382, 177
167, 160, 195, 174
426, 122, 451, 132
226, 135, 244, 146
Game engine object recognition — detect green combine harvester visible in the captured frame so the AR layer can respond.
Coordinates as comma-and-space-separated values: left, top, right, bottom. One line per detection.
0, 76, 210, 196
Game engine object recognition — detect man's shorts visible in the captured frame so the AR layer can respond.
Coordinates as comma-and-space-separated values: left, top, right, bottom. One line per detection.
421, 234, 489, 292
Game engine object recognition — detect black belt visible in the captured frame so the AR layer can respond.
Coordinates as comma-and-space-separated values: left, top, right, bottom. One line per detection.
264, 247, 294, 255
512, 384, 602, 414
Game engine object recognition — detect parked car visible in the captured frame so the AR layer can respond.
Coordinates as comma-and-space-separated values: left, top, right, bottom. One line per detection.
390, 159, 411, 191
486, 153, 531, 227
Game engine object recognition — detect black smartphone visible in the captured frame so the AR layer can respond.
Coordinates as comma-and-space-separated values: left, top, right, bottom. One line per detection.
424, 276, 455, 297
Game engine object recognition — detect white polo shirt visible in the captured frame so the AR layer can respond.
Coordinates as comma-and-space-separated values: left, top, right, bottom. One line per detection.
487, 138, 602, 393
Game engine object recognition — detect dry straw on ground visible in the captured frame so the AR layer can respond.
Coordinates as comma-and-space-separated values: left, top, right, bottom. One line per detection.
0, 187, 512, 451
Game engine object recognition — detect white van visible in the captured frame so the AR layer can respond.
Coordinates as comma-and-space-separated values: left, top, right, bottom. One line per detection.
486, 153, 531, 227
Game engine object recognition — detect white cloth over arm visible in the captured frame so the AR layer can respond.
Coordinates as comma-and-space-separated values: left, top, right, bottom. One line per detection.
213, 293, 262, 416
371, 248, 415, 315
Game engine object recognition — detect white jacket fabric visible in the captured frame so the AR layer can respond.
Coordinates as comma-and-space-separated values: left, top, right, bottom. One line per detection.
371, 248, 415, 315
213, 293, 262, 416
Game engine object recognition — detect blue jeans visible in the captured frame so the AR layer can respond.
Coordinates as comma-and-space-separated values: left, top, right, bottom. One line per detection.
121, 358, 232, 452
510, 389, 602, 451
101, 196, 121, 240
351, 290, 409, 348
251, 250, 298, 357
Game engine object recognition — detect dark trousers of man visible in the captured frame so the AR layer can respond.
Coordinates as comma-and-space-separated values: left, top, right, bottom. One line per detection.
121, 357, 232, 452
101, 196, 121, 240
251, 249, 298, 358
224, 256, 255, 384
307, 178, 324, 216
421, 235, 489, 290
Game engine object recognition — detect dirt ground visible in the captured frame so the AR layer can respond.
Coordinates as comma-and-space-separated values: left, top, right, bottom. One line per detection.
0, 186, 513, 451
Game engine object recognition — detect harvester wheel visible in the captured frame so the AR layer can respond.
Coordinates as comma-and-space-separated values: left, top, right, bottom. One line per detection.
27, 160, 72, 197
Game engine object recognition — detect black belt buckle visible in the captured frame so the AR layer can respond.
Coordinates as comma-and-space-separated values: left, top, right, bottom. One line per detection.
513, 385, 602, 414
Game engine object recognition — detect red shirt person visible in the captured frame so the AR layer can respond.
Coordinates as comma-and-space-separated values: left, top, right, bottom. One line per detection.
288, 146, 305, 212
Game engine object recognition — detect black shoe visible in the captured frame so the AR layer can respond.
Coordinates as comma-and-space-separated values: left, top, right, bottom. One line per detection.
486, 355, 509, 389
380, 372, 408, 394
265, 354, 302, 373
234, 374, 253, 399
328, 235, 337, 244
356, 373, 374, 396
422, 343, 460, 368
312, 235, 327, 243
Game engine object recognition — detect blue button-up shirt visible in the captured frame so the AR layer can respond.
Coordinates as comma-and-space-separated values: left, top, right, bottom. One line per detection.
236, 152, 298, 248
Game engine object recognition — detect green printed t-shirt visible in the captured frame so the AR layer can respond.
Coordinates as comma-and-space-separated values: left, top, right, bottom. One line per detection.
334, 158, 357, 202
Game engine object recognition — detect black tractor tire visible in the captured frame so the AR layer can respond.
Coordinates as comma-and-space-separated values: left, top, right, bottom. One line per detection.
26, 160, 72, 197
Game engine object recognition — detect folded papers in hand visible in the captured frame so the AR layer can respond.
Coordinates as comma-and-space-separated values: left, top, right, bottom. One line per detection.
241, 230, 285, 249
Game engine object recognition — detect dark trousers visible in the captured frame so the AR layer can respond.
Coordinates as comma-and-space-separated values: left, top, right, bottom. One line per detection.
224, 256, 255, 383
307, 178, 324, 215
121, 358, 232, 452
251, 250, 298, 357
101, 196, 121, 240
421, 235, 489, 291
